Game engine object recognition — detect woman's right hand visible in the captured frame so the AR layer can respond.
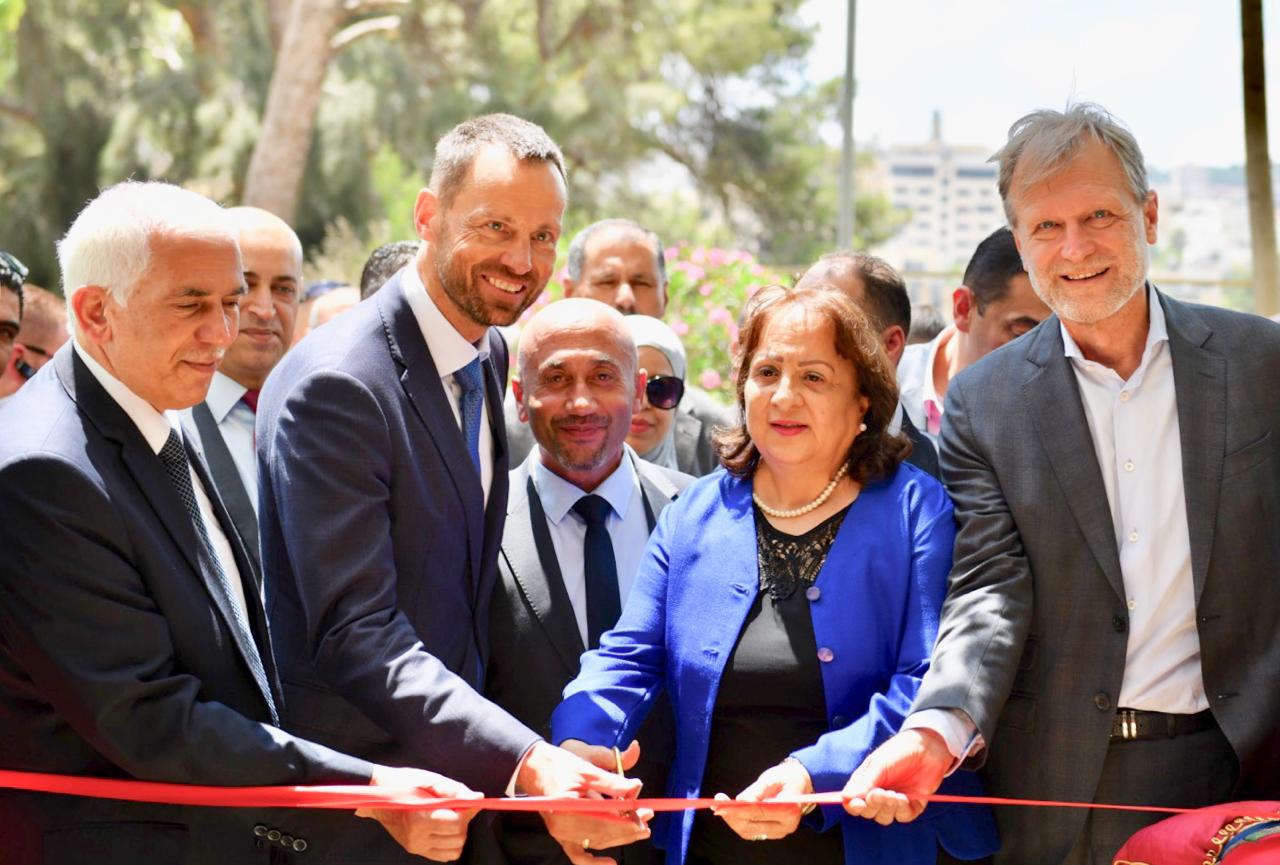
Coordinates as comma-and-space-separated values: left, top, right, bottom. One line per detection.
559, 738, 642, 773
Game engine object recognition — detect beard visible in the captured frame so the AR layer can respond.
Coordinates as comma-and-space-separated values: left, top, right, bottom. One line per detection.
435, 245, 540, 329
1027, 241, 1149, 326
546, 414, 616, 474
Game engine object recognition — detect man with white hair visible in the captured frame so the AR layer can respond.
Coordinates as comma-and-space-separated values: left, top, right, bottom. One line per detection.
184, 206, 302, 577
0, 180, 481, 865
843, 104, 1280, 864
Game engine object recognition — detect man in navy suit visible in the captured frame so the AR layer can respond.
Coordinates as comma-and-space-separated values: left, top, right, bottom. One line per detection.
258, 115, 650, 865
0, 180, 480, 865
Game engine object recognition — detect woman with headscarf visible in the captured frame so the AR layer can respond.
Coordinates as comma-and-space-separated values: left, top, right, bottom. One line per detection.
625, 315, 690, 473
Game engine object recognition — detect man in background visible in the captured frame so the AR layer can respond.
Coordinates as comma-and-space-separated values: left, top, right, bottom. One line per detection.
0, 283, 68, 402
896, 227, 1051, 444
795, 251, 940, 477
184, 206, 302, 577
361, 240, 421, 300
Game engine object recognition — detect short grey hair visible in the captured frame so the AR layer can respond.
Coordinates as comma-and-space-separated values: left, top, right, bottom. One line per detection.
428, 114, 566, 210
566, 219, 667, 286
59, 180, 234, 316
991, 103, 1149, 225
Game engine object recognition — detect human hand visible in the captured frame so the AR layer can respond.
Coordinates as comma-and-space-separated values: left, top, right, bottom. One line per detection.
517, 741, 652, 865
711, 757, 813, 842
559, 738, 641, 773
357, 766, 482, 861
842, 729, 951, 825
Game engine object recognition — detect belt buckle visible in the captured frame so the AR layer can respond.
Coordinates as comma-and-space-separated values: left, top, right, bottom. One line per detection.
1119, 709, 1138, 740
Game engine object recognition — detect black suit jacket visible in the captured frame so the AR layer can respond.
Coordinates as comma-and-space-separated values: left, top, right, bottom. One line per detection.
483, 454, 692, 865
185, 398, 262, 582
0, 347, 373, 865
257, 277, 540, 863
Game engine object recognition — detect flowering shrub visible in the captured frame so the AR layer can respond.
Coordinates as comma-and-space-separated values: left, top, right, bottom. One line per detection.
519, 244, 785, 404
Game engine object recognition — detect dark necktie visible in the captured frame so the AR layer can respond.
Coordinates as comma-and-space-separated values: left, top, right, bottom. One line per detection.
240, 388, 260, 414
157, 430, 279, 724
572, 494, 621, 648
455, 358, 485, 477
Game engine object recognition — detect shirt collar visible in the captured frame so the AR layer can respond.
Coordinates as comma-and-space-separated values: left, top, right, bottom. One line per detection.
73, 340, 182, 455
921, 324, 956, 413
205, 371, 248, 423
527, 444, 640, 526
401, 262, 490, 378
1059, 284, 1168, 368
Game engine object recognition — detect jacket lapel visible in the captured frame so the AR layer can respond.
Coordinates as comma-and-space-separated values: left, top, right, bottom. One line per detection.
1160, 291, 1225, 603
376, 279, 486, 597
506, 468, 588, 674
1023, 320, 1127, 602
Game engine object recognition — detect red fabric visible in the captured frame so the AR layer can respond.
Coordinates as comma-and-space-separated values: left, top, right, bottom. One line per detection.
1112, 801, 1280, 864
240, 388, 260, 414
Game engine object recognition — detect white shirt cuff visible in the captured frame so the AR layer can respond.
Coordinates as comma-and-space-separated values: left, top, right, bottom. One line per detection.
902, 708, 984, 774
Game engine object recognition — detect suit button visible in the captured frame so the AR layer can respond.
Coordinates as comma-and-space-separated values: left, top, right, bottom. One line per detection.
831, 714, 848, 728
281, 835, 294, 848
1094, 692, 1111, 711
805, 586, 821, 601
1112, 615, 1127, 633
293, 838, 308, 852
267, 829, 282, 842
816, 647, 834, 663
253, 825, 269, 838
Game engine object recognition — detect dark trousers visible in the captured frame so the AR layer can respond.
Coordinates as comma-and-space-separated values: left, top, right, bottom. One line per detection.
1061, 721, 1238, 865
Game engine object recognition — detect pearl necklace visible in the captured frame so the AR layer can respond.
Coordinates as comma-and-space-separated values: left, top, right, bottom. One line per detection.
753, 462, 850, 519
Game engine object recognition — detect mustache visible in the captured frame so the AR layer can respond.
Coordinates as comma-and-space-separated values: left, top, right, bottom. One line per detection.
552, 414, 610, 429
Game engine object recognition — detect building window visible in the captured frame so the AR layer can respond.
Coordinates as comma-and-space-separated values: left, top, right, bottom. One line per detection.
891, 165, 936, 177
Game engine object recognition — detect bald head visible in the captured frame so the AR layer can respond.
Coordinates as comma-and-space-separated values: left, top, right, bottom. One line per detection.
797, 252, 910, 365
219, 206, 303, 389
517, 297, 636, 383
514, 298, 644, 491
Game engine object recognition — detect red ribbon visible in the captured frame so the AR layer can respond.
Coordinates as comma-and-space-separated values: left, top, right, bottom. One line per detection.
2, 770, 1277, 820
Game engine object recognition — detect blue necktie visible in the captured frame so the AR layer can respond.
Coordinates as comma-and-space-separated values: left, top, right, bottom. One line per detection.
455, 358, 485, 477
572, 494, 621, 649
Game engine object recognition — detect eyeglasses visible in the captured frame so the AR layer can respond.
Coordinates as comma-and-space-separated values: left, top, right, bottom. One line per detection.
645, 375, 684, 410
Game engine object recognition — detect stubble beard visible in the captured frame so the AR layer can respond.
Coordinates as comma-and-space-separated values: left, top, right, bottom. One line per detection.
435, 247, 539, 329
1028, 243, 1149, 326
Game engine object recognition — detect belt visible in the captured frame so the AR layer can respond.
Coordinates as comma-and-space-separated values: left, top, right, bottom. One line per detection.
1110, 708, 1216, 741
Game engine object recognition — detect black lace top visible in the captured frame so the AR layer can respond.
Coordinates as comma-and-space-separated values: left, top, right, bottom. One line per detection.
754, 503, 852, 600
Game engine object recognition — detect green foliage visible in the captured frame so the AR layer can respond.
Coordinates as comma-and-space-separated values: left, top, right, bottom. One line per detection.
1, 0, 903, 288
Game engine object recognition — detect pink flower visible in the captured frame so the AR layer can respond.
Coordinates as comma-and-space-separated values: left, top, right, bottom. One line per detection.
691, 247, 707, 265
554, 266, 568, 284
671, 319, 690, 336
706, 248, 729, 267
745, 283, 762, 298
665, 246, 681, 263
698, 283, 713, 297
709, 306, 732, 325
728, 323, 740, 343
699, 369, 723, 390
675, 261, 706, 282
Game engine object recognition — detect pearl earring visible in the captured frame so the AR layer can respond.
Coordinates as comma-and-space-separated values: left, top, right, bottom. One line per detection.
858, 422, 867, 433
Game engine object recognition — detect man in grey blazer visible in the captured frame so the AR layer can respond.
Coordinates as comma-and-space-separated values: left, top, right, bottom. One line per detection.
844, 104, 1280, 864
184, 206, 302, 578
485, 299, 691, 865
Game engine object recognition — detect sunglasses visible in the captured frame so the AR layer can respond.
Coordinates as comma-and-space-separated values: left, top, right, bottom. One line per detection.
0, 250, 28, 292
645, 375, 684, 410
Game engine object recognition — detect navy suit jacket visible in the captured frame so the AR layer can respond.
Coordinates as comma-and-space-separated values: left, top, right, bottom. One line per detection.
551, 465, 998, 865
257, 273, 540, 859
0, 347, 373, 865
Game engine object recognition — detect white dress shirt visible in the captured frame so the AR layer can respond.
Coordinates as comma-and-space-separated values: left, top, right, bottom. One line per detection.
526, 446, 653, 648
1062, 291, 1206, 713
72, 342, 252, 624
897, 325, 955, 444
402, 266, 495, 503
907, 289, 1206, 765
191, 371, 258, 512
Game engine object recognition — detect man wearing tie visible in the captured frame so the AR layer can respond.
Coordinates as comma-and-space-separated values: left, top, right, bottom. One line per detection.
257, 115, 650, 865
184, 206, 302, 578
485, 299, 692, 865
0, 180, 480, 865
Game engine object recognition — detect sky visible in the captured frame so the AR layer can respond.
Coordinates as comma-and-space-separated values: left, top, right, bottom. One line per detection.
800, 0, 1280, 169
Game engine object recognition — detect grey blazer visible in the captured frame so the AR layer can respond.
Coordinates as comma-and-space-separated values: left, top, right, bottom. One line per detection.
913, 289, 1280, 862
484, 454, 692, 865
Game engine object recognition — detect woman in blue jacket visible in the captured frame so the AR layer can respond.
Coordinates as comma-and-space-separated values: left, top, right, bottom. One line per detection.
551, 284, 997, 865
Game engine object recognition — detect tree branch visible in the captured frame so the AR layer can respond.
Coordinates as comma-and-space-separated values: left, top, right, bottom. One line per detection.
0, 99, 39, 127
342, 0, 409, 14
330, 15, 401, 52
